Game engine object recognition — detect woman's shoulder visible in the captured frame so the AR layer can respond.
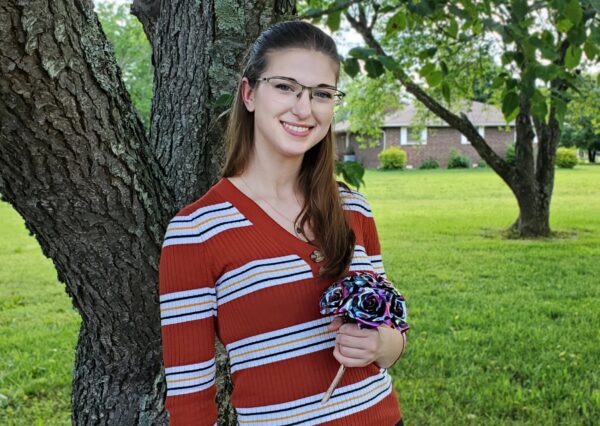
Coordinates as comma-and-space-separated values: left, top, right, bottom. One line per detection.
336, 180, 373, 218
163, 178, 239, 245
173, 179, 227, 218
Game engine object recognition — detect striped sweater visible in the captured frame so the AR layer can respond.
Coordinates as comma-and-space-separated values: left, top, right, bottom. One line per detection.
159, 177, 403, 425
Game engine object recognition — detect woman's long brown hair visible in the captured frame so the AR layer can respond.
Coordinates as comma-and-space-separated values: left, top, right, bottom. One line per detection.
221, 21, 355, 279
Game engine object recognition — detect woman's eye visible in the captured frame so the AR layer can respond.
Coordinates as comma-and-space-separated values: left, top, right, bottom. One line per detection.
275, 83, 294, 92
314, 90, 334, 99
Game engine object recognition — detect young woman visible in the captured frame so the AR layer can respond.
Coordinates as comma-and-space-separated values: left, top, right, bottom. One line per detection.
159, 20, 408, 426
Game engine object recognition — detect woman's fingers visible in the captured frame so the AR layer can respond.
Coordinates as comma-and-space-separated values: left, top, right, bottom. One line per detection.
330, 324, 380, 367
326, 316, 344, 332
333, 343, 370, 367
336, 329, 378, 350
338, 323, 372, 337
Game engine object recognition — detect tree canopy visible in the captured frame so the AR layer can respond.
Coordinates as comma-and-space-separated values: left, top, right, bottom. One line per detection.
300, 0, 600, 237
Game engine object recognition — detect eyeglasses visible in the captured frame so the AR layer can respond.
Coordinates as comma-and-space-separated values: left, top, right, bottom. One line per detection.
254, 76, 345, 107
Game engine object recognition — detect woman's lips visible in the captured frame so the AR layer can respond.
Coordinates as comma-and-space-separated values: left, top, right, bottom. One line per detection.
281, 121, 314, 137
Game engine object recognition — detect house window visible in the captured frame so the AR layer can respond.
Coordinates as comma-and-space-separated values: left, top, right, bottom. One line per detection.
400, 127, 427, 145
461, 126, 485, 145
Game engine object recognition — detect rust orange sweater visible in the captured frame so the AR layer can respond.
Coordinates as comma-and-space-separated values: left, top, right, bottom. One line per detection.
159, 177, 403, 425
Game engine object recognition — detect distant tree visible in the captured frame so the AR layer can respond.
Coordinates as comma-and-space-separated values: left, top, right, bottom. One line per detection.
301, 0, 600, 237
560, 75, 600, 162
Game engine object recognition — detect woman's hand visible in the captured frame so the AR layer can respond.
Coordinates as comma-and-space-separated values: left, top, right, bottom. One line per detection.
326, 317, 406, 369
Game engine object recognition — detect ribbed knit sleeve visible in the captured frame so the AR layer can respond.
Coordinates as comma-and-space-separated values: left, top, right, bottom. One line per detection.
159, 215, 218, 426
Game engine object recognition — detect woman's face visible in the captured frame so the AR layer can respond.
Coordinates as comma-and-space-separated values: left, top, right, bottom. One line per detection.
241, 48, 338, 159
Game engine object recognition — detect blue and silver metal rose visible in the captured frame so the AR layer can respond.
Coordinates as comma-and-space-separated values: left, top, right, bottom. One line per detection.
319, 271, 409, 331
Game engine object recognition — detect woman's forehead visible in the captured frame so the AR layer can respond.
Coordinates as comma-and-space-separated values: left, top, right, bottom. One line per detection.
263, 48, 338, 85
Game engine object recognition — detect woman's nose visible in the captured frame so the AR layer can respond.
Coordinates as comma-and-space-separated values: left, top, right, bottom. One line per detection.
291, 88, 312, 117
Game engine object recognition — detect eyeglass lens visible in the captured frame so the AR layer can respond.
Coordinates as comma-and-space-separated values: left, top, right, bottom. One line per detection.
265, 78, 342, 106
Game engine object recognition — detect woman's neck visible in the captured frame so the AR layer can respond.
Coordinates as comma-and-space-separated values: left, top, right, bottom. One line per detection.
240, 150, 303, 201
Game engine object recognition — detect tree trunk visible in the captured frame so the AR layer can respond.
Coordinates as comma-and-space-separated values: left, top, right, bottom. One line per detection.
1, 0, 174, 423
506, 107, 553, 237
589, 148, 597, 163
509, 185, 551, 237
0, 0, 294, 424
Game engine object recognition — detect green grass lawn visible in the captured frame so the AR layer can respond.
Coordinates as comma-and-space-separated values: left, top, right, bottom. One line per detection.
1, 166, 599, 425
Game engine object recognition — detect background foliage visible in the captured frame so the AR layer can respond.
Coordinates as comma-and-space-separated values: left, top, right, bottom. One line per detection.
96, 1, 153, 129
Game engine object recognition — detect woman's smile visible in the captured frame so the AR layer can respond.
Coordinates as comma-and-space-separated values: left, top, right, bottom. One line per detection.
280, 120, 315, 137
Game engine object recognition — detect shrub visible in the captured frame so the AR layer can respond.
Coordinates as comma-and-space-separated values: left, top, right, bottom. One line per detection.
378, 146, 407, 170
505, 143, 516, 166
420, 159, 440, 169
477, 159, 487, 168
447, 149, 470, 169
556, 148, 578, 169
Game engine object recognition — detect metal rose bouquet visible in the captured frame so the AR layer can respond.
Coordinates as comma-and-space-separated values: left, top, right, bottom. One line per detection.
319, 271, 409, 403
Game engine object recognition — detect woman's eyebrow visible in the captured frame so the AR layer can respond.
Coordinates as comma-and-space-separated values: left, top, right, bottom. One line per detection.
276, 76, 337, 88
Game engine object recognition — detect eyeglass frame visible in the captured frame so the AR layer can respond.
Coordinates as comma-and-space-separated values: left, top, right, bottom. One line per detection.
253, 76, 346, 104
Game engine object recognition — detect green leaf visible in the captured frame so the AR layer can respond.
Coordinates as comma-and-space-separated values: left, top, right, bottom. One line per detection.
343, 58, 360, 78
597, 73, 600, 86
501, 51, 516, 65
426, 70, 443, 87
531, 90, 548, 121
502, 91, 520, 120
541, 30, 555, 45
511, 0, 528, 20
565, 0, 582, 25
553, 96, 568, 124
337, 161, 365, 190
536, 64, 561, 82
302, 8, 324, 18
448, 4, 471, 20
349, 47, 377, 60
567, 25, 586, 46
506, 78, 518, 91
365, 59, 384, 78
326, 11, 341, 32
584, 40, 599, 60
440, 61, 449, 76
441, 81, 451, 104
214, 93, 233, 108
386, 10, 407, 33
447, 19, 458, 38
378, 55, 400, 73
556, 19, 573, 33
418, 47, 437, 60
521, 40, 536, 60
419, 62, 436, 77
565, 45, 582, 69
529, 36, 544, 48
491, 75, 505, 89
540, 46, 560, 61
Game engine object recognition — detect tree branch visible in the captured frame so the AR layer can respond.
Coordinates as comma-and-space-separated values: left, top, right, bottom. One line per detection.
131, 0, 161, 44
298, 0, 362, 20
344, 9, 512, 179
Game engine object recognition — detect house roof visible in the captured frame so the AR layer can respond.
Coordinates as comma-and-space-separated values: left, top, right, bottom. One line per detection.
334, 101, 514, 133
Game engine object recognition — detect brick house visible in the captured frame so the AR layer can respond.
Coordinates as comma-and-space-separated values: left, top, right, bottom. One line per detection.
334, 101, 522, 169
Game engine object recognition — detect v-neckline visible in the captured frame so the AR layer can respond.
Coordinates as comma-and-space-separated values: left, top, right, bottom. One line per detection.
219, 177, 320, 256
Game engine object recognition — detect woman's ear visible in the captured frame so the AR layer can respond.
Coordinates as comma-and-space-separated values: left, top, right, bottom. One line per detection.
241, 77, 255, 112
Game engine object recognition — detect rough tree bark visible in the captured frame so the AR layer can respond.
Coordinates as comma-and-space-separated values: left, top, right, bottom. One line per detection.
0, 0, 294, 423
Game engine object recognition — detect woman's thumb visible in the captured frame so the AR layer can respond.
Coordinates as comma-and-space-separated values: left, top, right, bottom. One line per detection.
327, 317, 343, 331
